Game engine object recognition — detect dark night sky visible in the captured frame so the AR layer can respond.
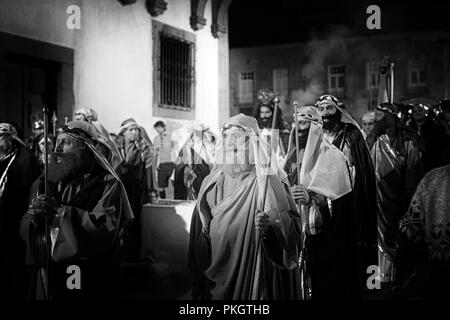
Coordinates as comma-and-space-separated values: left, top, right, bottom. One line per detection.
228, 0, 450, 48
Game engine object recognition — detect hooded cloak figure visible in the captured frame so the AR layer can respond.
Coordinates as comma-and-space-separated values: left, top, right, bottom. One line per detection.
314, 94, 378, 299
73, 107, 123, 170
117, 118, 154, 261
20, 121, 133, 300
368, 102, 425, 284
0, 123, 40, 299
174, 124, 214, 200
188, 114, 302, 300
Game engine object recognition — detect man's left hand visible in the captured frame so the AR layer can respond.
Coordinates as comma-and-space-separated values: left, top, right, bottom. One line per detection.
255, 211, 270, 235
28, 194, 59, 220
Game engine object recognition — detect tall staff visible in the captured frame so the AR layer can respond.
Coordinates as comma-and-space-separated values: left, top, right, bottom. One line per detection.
293, 101, 311, 300
251, 96, 279, 299
41, 107, 51, 300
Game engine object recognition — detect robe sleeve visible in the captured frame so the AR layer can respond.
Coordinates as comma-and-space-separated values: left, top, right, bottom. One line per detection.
404, 140, 424, 204
188, 206, 212, 300
263, 183, 302, 270
399, 180, 426, 243
20, 176, 125, 264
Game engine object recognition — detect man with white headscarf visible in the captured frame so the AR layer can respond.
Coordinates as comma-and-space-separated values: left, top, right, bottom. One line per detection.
188, 114, 302, 300
0, 123, 40, 299
314, 94, 378, 299
20, 121, 133, 300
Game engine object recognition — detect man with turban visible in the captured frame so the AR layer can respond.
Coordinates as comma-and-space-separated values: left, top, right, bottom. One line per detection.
73, 107, 123, 169
314, 94, 378, 299
188, 114, 302, 300
20, 121, 133, 300
0, 123, 40, 299
368, 102, 424, 286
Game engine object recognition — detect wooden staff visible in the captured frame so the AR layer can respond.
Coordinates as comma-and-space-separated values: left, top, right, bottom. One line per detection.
251, 96, 279, 299
293, 102, 311, 300
52, 111, 57, 137
41, 107, 51, 300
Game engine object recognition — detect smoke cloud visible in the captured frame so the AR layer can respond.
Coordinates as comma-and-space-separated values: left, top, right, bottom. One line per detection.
291, 26, 351, 108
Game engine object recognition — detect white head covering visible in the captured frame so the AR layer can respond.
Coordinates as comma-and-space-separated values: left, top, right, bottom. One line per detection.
287, 106, 352, 200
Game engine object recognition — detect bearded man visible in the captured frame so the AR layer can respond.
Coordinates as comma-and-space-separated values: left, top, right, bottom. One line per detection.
253, 88, 289, 161
283, 106, 354, 300
314, 94, 378, 299
20, 121, 133, 300
73, 107, 123, 169
0, 123, 40, 299
188, 114, 302, 300
367, 102, 424, 285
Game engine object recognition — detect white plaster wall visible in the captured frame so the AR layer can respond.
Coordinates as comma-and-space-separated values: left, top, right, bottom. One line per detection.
0, 0, 222, 140
0, 0, 79, 48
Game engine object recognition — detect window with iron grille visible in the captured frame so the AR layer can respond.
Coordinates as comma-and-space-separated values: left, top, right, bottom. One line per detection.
409, 59, 426, 87
328, 64, 345, 92
159, 33, 195, 110
152, 20, 196, 118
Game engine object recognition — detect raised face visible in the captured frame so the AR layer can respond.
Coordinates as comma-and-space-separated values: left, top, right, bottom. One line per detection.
317, 103, 337, 122
55, 133, 84, 155
223, 126, 246, 152
124, 124, 141, 143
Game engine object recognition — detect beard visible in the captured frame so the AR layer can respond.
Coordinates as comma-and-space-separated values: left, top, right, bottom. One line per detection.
258, 117, 273, 129
48, 151, 84, 184
322, 112, 341, 131
297, 128, 309, 149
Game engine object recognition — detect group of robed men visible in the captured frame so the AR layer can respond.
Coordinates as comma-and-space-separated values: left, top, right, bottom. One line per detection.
1, 90, 448, 300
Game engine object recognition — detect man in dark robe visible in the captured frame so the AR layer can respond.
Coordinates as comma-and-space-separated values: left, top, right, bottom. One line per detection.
367, 102, 425, 286
407, 103, 445, 172
283, 106, 353, 300
117, 118, 154, 261
73, 107, 123, 170
188, 114, 302, 300
311, 94, 378, 299
174, 125, 212, 200
0, 123, 40, 299
20, 121, 133, 300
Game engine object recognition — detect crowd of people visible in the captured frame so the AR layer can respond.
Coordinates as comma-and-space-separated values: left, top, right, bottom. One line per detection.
1, 89, 450, 300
